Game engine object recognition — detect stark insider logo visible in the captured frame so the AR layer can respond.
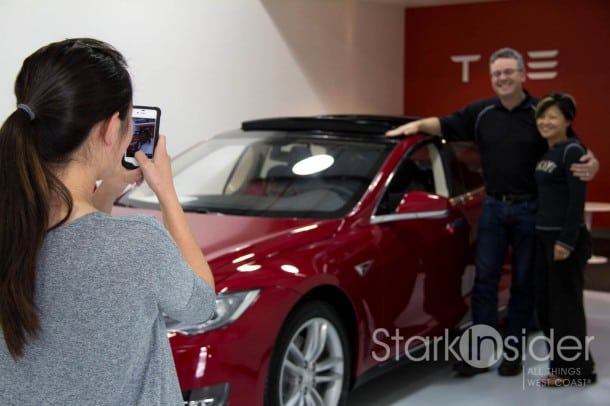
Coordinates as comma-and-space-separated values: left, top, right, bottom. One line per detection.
372, 324, 502, 368
459, 324, 503, 368
371, 324, 594, 368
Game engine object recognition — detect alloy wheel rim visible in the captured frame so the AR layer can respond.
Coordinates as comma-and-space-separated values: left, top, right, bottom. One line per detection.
279, 317, 345, 405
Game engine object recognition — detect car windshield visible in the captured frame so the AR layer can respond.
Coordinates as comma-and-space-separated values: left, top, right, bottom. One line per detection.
118, 130, 393, 218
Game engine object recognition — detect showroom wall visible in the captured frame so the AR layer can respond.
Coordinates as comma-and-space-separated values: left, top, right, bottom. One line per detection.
403, 0, 610, 228
0, 0, 404, 156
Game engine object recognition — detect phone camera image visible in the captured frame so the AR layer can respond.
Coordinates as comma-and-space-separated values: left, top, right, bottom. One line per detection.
123, 106, 161, 169
127, 118, 156, 158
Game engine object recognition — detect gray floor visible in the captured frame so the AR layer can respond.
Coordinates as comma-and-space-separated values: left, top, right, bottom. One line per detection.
349, 290, 610, 406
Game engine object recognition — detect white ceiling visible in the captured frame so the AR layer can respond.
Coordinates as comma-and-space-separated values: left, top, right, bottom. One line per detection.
362, 0, 501, 8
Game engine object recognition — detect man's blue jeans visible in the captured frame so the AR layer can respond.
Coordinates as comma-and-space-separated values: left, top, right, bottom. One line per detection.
472, 196, 537, 360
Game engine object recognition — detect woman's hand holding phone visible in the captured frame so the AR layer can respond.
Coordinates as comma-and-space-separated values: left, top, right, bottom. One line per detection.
135, 135, 175, 203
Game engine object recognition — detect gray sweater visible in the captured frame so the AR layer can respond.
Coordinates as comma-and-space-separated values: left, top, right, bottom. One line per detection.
0, 212, 216, 405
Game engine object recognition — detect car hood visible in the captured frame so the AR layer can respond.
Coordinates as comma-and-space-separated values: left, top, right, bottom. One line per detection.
112, 206, 342, 281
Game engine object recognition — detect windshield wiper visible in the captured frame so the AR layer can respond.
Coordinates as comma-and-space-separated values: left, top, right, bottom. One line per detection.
183, 207, 217, 214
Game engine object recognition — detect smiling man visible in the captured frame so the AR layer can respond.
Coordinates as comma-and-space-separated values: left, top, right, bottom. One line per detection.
386, 47, 599, 378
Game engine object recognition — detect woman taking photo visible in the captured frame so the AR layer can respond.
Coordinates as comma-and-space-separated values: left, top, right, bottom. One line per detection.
0, 38, 215, 404
534, 92, 596, 387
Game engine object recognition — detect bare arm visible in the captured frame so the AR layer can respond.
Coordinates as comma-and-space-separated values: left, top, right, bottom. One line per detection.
385, 117, 442, 137
135, 136, 215, 290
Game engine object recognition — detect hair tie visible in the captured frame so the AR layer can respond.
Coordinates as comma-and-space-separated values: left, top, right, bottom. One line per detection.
17, 103, 36, 121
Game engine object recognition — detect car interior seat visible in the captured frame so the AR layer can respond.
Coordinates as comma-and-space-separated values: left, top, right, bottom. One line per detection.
265, 145, 312, 196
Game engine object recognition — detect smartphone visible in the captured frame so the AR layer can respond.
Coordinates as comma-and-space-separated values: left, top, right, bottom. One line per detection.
122, 106, 161, 169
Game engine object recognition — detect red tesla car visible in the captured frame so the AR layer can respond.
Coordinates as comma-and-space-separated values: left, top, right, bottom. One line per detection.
114, 115, 510, 405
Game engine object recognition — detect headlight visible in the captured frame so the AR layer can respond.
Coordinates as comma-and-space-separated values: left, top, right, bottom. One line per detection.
165, 289, 260, 335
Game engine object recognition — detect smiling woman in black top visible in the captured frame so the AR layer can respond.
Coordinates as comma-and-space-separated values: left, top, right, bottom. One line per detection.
534, 92, 596, 387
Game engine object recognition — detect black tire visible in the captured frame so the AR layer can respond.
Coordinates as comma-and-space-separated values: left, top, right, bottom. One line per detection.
264, 301, 351, 406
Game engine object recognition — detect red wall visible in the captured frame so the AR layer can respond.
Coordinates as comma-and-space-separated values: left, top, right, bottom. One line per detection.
403, 0, 610, 228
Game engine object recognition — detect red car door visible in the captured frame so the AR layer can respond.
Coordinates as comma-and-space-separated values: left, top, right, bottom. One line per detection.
369, 140, 478, 361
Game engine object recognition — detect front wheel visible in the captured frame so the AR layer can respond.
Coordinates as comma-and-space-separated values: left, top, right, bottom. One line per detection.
265, 301, 351, 406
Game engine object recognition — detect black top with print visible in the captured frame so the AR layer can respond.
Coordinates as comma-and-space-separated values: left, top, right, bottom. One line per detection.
534, 138, 587, 250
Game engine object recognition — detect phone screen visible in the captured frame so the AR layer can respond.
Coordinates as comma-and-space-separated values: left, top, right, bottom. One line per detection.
123, 106, 161, 168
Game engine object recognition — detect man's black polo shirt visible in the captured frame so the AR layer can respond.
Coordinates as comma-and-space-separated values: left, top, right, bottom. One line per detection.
439, 92, 547, 196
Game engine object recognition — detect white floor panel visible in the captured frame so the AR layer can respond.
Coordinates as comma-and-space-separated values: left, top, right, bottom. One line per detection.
348, 290, 610, 406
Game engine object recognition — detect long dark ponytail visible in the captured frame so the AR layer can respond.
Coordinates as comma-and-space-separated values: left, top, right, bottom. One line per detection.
0, 38, 133, 359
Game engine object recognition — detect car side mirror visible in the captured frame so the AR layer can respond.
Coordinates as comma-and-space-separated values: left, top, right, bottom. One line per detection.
395, 191, 450, 214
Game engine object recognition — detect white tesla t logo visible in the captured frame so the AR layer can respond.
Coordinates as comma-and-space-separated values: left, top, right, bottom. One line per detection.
526, 50, 559, 80
450, 49, 559, 82
451, 54, 482, 83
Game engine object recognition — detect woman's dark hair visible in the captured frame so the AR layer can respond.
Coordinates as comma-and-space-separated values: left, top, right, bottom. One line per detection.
535, 92, 577, 137
0, 38, 132, 359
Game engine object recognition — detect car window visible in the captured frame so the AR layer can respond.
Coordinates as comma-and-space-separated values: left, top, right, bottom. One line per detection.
121, 131, 393, 219
442, 142, 484, 197
378, 151, 433, 214
376, 141, 448, 215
